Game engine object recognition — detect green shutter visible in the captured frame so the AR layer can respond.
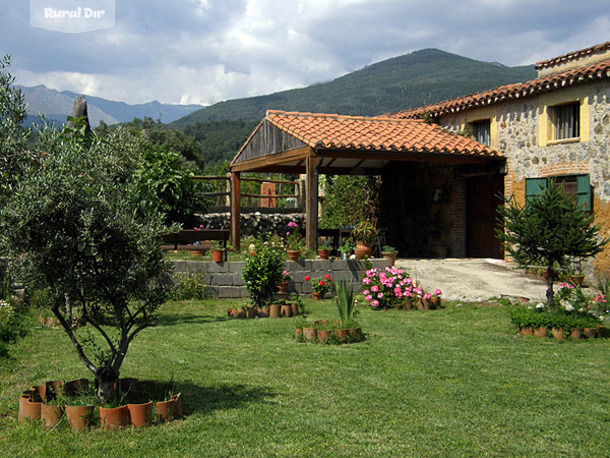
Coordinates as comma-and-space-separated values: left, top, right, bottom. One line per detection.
576, 174, 591, 212
525, 178, 547, 205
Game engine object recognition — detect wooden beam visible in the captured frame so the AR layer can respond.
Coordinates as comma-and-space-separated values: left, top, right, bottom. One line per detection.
305, 151, 318, 251
230, 146, 312, 172
230, 172, 241, 250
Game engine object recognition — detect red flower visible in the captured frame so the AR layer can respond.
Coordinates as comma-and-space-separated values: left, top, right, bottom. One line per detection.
325, 274, 330, 279
319, 281, 325, 286
251, 252, 255, 256
304, 276, 310, 281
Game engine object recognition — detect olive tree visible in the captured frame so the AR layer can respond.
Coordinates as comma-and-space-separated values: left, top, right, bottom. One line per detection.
1, 124, 173, 403
497, 182, 607, 308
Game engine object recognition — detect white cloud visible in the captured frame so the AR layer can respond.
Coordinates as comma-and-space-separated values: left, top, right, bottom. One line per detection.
3, 0, 609, 105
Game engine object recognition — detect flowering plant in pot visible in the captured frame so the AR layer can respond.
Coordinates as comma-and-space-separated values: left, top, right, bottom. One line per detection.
317, 239, 333, 259
381, 245, 397, 266
285, 222, 303, 259
305, 275, 333, 299
351, 221, 377, 259
242, 235, 285, 308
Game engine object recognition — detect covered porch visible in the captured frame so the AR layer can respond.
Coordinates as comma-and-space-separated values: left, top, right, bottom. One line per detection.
230, 110, 506, 257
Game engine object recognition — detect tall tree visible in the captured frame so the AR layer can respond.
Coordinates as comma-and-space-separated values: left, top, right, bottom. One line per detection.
497, 182, 607, 307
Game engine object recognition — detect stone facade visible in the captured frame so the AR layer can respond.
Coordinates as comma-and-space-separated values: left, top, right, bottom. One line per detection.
172, 258, 389, 298
196, 212, 305, 238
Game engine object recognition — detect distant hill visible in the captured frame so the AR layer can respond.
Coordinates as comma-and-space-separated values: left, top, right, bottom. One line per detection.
171, 48, 536, 128
18, 85, 204, 127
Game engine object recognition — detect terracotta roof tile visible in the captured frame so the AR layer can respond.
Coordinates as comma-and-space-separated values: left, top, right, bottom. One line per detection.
387, 59, 610, 120
535, 41, 610, 70
264, 110, 501, 158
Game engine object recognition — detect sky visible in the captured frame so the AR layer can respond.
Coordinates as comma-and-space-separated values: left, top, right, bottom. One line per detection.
1, 0, 608, 106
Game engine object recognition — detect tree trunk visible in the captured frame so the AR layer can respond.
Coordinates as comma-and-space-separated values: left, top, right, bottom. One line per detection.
546, 265, 555, 308
95, 368, 119, 404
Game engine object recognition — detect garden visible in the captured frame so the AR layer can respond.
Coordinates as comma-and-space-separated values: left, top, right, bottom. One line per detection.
0, 54, 609, 456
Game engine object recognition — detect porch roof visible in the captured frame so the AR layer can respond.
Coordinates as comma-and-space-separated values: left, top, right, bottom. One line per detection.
230, 110, 502, 174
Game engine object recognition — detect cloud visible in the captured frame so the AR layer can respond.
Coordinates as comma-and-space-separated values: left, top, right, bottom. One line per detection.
3, 0, 609, 105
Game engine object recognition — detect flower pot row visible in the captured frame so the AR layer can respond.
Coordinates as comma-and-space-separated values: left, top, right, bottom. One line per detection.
18, 378, 183, 431
227, 303, 300, 319
294, 320, 364, 344
520, 326, 604, 340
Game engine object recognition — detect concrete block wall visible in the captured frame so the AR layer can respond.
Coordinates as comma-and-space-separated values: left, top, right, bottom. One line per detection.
172, 258, 389, 299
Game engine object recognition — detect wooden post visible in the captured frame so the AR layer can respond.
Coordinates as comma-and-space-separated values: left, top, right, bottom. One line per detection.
305, 153, 318, 251
231, 171, 241, 250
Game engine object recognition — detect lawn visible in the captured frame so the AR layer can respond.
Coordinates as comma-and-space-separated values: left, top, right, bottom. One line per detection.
0, 299, 608, 457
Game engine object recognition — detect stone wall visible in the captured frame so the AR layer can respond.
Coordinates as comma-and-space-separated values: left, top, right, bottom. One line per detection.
172, 258, 389, 298
195, 212, 305, 238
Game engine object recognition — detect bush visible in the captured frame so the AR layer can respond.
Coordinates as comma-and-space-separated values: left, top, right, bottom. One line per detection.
170, 273, 208, 301
242, 235, 285, 307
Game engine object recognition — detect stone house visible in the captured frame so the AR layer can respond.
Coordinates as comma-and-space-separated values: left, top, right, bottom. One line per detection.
388, 42, 610, 274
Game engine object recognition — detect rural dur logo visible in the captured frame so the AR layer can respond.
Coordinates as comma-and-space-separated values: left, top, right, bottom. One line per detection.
30, 0, 115, 33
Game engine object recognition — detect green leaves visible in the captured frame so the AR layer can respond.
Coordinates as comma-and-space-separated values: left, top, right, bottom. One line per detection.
242, 236, 285, 307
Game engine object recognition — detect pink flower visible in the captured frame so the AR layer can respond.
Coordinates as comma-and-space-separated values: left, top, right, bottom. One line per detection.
377, 293, 384, 299
365, 295, 373, 301
288, 221, 298, 228
424, 293, 432, 300
434, 289, 442, 296
371, 300, 380, 307
362, 278, 371, 285
363, 290, 369, 296
371, 285, 379, 292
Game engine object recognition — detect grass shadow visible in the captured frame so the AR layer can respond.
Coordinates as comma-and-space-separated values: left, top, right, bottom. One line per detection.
153, 313, 229, 327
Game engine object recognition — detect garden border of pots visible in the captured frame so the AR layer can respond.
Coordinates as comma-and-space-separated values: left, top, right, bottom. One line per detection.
227, 301, 301, 319
518, 325, 606, 340
18, 378, 183, 431
294, 320, 365, 345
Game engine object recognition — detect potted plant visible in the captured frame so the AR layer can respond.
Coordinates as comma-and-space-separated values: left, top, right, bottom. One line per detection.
317, 239, 333, 260
334, 281, 361, 343
211, 242, 225, 263
338, 239, 356, 260
381, 245, 397, 266
351, 221, 377, 259
285, 221, 303, 261
188, 240, 208, 257
305, 275, 333, 300
278, 270, 291, 294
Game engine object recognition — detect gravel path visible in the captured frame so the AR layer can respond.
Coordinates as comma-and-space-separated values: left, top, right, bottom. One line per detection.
394, 258, 549, 303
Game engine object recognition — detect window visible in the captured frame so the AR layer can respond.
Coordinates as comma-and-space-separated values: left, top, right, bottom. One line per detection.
550, 102, 580, 140
525, 174, 591, 211
471, 119, 491, 146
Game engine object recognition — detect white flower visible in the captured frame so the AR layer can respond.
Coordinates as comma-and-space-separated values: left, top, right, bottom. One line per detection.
560, 300, 574, 312
535, 303, 545, 310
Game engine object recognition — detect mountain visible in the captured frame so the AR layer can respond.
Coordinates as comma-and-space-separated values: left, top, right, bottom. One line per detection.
18, 85, 204, 127
171, 49, 536, 128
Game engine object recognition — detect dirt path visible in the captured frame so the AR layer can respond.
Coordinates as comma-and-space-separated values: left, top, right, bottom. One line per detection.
394, 258, 549, 303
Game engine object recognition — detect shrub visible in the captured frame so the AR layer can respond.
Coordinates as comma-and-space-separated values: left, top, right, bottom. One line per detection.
242, 235, 285, 307
170, 273, 208, 301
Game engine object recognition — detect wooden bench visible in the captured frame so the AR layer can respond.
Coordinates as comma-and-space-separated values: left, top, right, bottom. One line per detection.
161, 229, 230, 261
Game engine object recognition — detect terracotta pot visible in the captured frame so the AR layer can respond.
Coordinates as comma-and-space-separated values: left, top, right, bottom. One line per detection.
24, 398, 42, 421
334, 328, 349, 343
235, 308, 246, 319
246, 306, 257, 319
314, 319, 329, 327
317, 329, 331, 343
155, 399, 176, 423
100, 405, 129, 430
268, 304, 281, 318
172, 393, 183, 419
348, 327, 363, 340
128, 401, 153, 428
419, 298, 431, 310
65, 405, 94, 431
431, 297, 441, 309
534, 327, 548, 338
291, 303, 299, 316
294, 327, 303, 338
278, 281, 290, 294
583, 328, 597, 338
258, 306, 269, 318
41, 403, 63, 428
570, 328, 582, 339
568, 275, 585, 286
302, 327, 317, 342
520, 326, 534, 336
48, 380, 64, 399
280, 304, 292, 318
318, 249, 331, 260
403, 298, 413, 311
33, 384, 47, 403
212, 249, 224, 263
551, 327, 565, 340
416, 299, 424, 310
312, 292, 325, 301
381, 251, 397, 266
355, 244, 372, 260
18, 393, 32, 422
287, 250, 301, 261
189, 249, 203, 257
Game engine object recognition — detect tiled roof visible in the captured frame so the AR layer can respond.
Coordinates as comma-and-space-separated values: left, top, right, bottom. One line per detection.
535, 41, 610, 70
263, 110, 502, 158
387, 59, 610, 120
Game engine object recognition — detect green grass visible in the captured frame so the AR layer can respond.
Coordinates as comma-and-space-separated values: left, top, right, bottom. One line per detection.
0, 300, 608, 457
